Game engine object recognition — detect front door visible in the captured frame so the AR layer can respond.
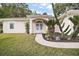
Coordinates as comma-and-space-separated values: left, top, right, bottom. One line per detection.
36, 23, 43, 33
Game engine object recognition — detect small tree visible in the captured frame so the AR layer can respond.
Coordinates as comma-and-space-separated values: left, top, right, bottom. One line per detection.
43, 12, 47, 15
26, 22, 29, 34
43, 19, 56, 39
52, 3, 71, 40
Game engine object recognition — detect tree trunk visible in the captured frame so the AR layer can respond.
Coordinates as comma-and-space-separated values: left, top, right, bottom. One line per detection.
52, 3, 63, 32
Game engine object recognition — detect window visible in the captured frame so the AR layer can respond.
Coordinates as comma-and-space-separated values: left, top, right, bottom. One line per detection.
36, 24, 39, 30
10, 23, 14, 29
36, 23, 43, 30
40, 24, 43, 30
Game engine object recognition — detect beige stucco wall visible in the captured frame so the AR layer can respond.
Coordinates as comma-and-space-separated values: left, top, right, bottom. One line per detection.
3, 20, 26, 33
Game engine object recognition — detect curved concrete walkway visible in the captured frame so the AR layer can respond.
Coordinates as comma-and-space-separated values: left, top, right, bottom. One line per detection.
35, 34, 79, 48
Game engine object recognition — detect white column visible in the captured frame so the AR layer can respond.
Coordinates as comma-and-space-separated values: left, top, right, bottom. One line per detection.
29, 18, 32, 34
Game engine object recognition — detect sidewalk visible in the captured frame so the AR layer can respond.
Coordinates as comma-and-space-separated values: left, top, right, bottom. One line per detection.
35, 34, 79, 48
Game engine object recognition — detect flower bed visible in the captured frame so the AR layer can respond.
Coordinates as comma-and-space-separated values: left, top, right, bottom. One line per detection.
42, 32, 79, 42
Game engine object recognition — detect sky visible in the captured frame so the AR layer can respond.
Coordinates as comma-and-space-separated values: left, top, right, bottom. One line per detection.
27, 3, 54, 16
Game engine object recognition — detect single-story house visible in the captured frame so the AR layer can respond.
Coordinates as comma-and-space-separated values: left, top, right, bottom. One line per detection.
0, 14, 75, 35
0, 15, 60, 34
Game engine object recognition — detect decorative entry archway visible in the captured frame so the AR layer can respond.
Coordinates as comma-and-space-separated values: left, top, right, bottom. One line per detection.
35, 21, 43, 33
32, 19, 45, 34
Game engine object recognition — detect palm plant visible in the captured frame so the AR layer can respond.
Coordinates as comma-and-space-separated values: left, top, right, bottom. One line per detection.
60, 20, 71, 39
52, 3, 71, 40
69, 16, 79, 40
43, 19, 56, 39
52, 3, 63, 32
43, 19, 56, 33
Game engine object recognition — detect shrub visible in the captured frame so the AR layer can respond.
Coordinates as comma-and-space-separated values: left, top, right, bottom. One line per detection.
26, 22, 29, 34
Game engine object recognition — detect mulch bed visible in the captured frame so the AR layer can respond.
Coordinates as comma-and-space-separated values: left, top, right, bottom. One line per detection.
42, 33, 79, 42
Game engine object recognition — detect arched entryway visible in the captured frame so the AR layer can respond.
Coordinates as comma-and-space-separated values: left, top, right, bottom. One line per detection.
35, 21, 43, 33
32, 19, 46, 34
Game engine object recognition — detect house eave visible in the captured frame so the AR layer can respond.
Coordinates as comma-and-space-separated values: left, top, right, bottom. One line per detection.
0, 17, 28, 21
27, 15, 54, 19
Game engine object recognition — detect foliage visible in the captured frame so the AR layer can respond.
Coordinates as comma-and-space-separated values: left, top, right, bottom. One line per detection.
43, 19, 56, 39
54, 3, 79, 16
43, 12, 48, 15
0, 22, 3, 33
43, 19, 56, 32
0, 3, 32, 18
59, 19, 71, 40
52, 3, 71, 40
43, 19, 56, 28
69, 16, 79, 40
26, 22, 29, 34
52, 3, 63, 32
61, 20, 71, 35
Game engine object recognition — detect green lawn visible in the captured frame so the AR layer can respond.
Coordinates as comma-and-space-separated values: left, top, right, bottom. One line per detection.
0, 34, 79, 56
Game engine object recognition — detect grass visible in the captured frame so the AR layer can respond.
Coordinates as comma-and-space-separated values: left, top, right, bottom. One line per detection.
0, 34, 79, 56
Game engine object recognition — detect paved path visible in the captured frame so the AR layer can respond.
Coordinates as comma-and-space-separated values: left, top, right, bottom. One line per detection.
35, 34, 79, 48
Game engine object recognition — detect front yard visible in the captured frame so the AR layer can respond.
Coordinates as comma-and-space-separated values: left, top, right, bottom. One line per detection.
0, 34, 79, 56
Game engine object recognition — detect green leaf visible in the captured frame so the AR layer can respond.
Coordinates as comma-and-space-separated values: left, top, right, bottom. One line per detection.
63, 25, 70, 33
65, 29, 71, 35
69, 16, 79, 26
61, 22, 65, 28
60, 19, 64, 24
